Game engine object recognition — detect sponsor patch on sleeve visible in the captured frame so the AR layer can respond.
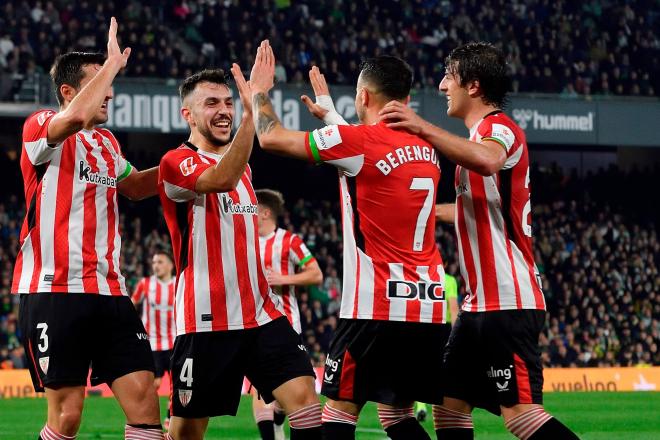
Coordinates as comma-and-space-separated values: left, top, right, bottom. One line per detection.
486, 123, 516, 151
179, 156, 198, 176
312, 125, 343, 151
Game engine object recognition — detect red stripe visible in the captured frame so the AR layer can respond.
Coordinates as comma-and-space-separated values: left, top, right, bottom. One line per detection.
469, 172, 499, 310
94, 131, 122, 295
52, 139, 75, 292
27, 340, 44, 388
338, 349, 356, 401
264, 235, 274, 269
514, 352, 533, 403
155, 281, 163, 351
11, 245, 23, 292
455, 167, 478, 309
501, 222, 523, 309
168, 282, 175, 348
144, 278, 152, 346
206, 194, 228, 330
280, 232, 294, 325
79, 135, 100, 294
28, 192, 43, 293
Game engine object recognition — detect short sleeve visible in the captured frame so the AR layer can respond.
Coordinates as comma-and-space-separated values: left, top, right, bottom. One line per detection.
289, 234, 315, 268
159, 149, 213, 202
22, 110, 63, 166
479, 118, 523, 170
305, 124, 365, 176
131, 278, 146, 303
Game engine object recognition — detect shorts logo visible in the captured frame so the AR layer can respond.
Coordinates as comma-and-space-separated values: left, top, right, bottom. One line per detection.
136, 332, 148, 340
324, 356, 340, 383
298, 344, 307, 352
487, 365, 513, 392
178, 389, 192, 407
39, 356, 50, 375
179, 157, 197, 177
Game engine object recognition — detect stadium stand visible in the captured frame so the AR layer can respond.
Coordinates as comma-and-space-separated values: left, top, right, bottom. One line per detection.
0, 0, 658, 101
1, 154, 658, 369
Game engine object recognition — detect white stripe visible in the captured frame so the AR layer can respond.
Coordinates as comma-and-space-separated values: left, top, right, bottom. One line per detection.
502, 144, 523, 170
159, 280, 170, 350
459, 167, 485, 311
355, 250, 374, 319
387, 262, 407, 320
175, 274, 186, 335
17, 234, 35, 292
511, 243, 539, 309
148, 278, 157, 350
338, 176, 357, 318
192, 194, 211, 331
219, 192, 244, 329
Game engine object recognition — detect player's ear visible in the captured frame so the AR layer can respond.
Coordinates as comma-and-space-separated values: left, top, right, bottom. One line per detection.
181, 106, 193, 126
467, 79, 481, 98
403, 95, 411, 105
60, 84, 77, 104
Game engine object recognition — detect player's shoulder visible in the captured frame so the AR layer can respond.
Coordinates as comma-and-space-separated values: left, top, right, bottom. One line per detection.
161, 143, 197, 165
23, 109, 57, 133
479, 111, 526, 148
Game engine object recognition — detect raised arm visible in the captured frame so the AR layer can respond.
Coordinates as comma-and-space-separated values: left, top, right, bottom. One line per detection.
194, 63, 256, 194
48, 17, 131, 144
249, 40, 309, 160
379, 101, 506, 176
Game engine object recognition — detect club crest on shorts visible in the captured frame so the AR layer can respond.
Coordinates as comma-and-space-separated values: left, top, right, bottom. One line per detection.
178, 389, 192, 407
39, 356, 49, 375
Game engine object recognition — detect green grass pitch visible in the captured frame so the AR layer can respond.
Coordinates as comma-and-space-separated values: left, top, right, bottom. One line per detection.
0, 392, 658, 439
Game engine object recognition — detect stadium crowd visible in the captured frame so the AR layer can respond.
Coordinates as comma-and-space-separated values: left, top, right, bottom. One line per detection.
0, 0, 658, 100
1, 163, 658, 369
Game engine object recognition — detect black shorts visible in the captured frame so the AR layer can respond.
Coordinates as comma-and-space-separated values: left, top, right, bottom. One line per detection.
171, 317, 315, 418
443, 310, 546, 415
321, 318, 451, 406
19, 293, 155, 392
153, 350, 172, 378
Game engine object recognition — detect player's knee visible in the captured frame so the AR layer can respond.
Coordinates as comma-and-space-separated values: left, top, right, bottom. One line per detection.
57, 408, 83, 435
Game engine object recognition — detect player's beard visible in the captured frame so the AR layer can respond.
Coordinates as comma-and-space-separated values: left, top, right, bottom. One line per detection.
199, 122, 234, 147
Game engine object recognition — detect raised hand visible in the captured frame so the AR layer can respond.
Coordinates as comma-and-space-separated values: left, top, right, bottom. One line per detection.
301, 66, 334, 120
107, 17, 131, 68
230, 63, 252, 116
379, 100, 427, 134
249, 40, 275, 95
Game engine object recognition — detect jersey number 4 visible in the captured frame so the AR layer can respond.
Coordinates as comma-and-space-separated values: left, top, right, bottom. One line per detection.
410, 178, 435, 252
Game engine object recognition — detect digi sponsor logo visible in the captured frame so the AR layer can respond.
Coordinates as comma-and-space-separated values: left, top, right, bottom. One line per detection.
221, 194, 258, 215
386, 279, 444, 301
179, 157, 197, 177
78, 161, 117, 188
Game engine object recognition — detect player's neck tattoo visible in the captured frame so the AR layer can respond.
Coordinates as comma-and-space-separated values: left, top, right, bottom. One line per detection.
252, 92, 279, 136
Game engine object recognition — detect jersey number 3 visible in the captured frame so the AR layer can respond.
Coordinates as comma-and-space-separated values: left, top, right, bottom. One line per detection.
410, 177, 435, 252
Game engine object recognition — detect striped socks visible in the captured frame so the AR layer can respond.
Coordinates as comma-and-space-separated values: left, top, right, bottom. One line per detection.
321, 404, 357, 439
40, 425, 76, 440
505, 407, 579, 440
433, 405, 474, 439
377, 406, 415, 429
289, 403, 322, 439
124, 424, 164, 440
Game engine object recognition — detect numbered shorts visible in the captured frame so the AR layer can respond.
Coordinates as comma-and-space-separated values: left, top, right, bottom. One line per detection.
18, 293, 155, 392
153, 349, 172, 378
171, 317, 315, 418
443, 310, 546, 415
321, 318, 451, 406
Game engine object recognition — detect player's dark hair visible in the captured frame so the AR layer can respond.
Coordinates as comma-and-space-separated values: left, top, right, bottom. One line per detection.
50, 52, 106, 105
179, 69, 229, 101
255, 189, 285, 218
359, 56, 413, 101
445, 42, 510, 108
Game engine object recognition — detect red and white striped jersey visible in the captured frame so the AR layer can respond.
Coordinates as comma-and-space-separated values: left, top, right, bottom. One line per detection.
159, 142, 283, 335
12, 110, 132, 295
305, 123, 447, 324
259, 228, 315, 333
132, 276, 176, 351
455, 111, 545, 312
